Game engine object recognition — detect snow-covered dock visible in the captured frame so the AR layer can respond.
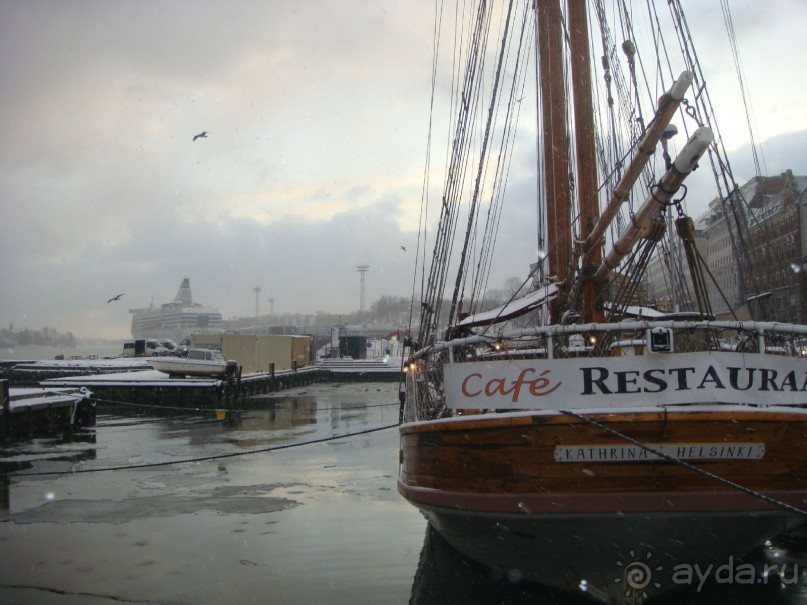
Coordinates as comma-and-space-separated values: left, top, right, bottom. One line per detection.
0, 354, 398, 424
40, 365, 330, 408
316, 356, 403, 381
1, 381, 96, 439
0, 356, 152, 385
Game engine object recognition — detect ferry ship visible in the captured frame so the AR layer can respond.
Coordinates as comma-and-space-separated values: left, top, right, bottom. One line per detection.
129, 278, 222, 343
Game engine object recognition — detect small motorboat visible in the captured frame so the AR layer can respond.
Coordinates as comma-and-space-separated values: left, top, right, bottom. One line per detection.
149, 348, 229, 378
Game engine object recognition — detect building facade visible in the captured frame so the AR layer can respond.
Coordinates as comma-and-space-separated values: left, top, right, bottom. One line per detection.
647, 170, 807, 323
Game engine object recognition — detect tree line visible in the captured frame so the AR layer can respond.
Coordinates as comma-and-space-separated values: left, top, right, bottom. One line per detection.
224, 278, 527, 331
0, 325, 77, 348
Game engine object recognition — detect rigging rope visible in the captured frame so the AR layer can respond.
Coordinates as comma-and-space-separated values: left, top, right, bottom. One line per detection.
408, 0, 446, 348
719, 0, 765, 177
418, 0, 493, 345
448, 0, 517, 328
2, 422, 400, 477
675, 214, 713, 316
470, 2, 534, 313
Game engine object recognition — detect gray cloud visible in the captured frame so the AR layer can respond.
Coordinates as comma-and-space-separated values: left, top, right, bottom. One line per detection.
1, 0, 806, 338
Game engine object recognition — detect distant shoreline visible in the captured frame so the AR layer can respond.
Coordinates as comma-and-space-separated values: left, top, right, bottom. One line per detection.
1, 343, 124, 361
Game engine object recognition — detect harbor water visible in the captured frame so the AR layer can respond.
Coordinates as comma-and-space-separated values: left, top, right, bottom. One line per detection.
0, 381, 805, 604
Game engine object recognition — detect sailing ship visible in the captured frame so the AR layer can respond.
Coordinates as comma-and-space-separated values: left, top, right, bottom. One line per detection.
398, 1, 807, 602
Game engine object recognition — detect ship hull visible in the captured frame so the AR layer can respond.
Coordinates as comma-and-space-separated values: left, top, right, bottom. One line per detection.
405, 501, 798, 602
398, 409, 807, 602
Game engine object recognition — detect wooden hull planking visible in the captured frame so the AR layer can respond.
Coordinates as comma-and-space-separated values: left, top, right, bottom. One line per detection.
398, 408, 807, 601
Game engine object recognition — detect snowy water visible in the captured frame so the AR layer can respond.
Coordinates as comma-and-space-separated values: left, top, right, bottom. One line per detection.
0, 382, 804, 604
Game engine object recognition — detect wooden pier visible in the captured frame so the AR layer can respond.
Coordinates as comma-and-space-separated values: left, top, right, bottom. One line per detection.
0, 357, 400, 439
315, 357, 403, 382
0, 357, 151, 387
1, 380, 96, 439
40, 365, 331, 409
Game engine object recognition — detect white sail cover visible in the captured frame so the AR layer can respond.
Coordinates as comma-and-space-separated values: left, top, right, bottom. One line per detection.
457, 284, 558, 328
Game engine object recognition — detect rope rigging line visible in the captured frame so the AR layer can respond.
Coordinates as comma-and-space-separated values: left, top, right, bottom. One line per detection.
560, 408, 807, 517
719, 0, 765, 177
677, 219, 741, 322
674, 213, 713, 316
408, 0, 447, 347
603, 234, 657, 322
418, 0, 493, 345
470, 1, 534, 314
662, 0, 782, 318
448, 0, 517, 328
591, 0, 660, 259
592, 0, 773, 320
2, 422, 401, 477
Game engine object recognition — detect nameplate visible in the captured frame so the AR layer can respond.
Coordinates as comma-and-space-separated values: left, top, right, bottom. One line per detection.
554, 442, 765, 462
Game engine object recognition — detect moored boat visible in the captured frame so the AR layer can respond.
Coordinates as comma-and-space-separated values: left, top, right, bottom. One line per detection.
397, 2, 807, 603
400, 321, 807, 601
149, 348, 230, 378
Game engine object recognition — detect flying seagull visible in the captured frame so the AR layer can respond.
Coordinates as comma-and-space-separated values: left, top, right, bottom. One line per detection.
107, 293, 125, 303
193, 131, 208, 142
400, 245, 407, 252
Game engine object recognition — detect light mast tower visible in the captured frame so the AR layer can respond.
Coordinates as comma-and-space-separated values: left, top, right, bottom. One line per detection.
356, 265, 369, 312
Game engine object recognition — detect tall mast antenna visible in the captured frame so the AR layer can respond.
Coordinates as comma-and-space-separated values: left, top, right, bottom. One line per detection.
356, 265, 369, 312
253, 285, 262, 318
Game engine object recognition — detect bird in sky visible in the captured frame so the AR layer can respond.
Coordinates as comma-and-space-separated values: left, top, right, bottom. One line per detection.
400, 245, 407, 252
193, 131, 208, 141
107, 293, 125, 303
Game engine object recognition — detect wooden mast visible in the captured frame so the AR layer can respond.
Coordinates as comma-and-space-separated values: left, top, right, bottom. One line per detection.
537, 0, 571, 324
567, 0, 603, 324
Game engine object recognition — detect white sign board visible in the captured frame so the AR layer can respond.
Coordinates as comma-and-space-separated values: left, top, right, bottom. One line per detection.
443, 352, 807, 410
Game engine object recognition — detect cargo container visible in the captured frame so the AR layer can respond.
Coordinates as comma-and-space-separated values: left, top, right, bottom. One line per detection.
189, 334, 311, 374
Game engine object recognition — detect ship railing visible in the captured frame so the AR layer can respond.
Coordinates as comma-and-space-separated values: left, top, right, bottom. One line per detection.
407, 320, 807, 362
401, 321, 807, 422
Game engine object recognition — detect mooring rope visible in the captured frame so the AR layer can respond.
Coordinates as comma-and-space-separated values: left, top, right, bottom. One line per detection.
1, 422, 400, 477
559, 408, 807, 516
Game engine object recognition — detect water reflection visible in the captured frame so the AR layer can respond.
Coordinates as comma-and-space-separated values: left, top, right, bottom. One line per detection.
411, 523, 807, 604
0, 383, 418, 603
3, 382, 801, 604
0, 432, 98, 512
159, 396, 321, 448
412, 524, 590, 604
0, 476, 7, 512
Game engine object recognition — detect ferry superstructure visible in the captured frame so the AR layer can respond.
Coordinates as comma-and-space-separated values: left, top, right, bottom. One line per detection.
129, 278, 222, 342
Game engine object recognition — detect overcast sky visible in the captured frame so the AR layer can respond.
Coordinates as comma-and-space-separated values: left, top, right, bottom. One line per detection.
2, 0, 806, 340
